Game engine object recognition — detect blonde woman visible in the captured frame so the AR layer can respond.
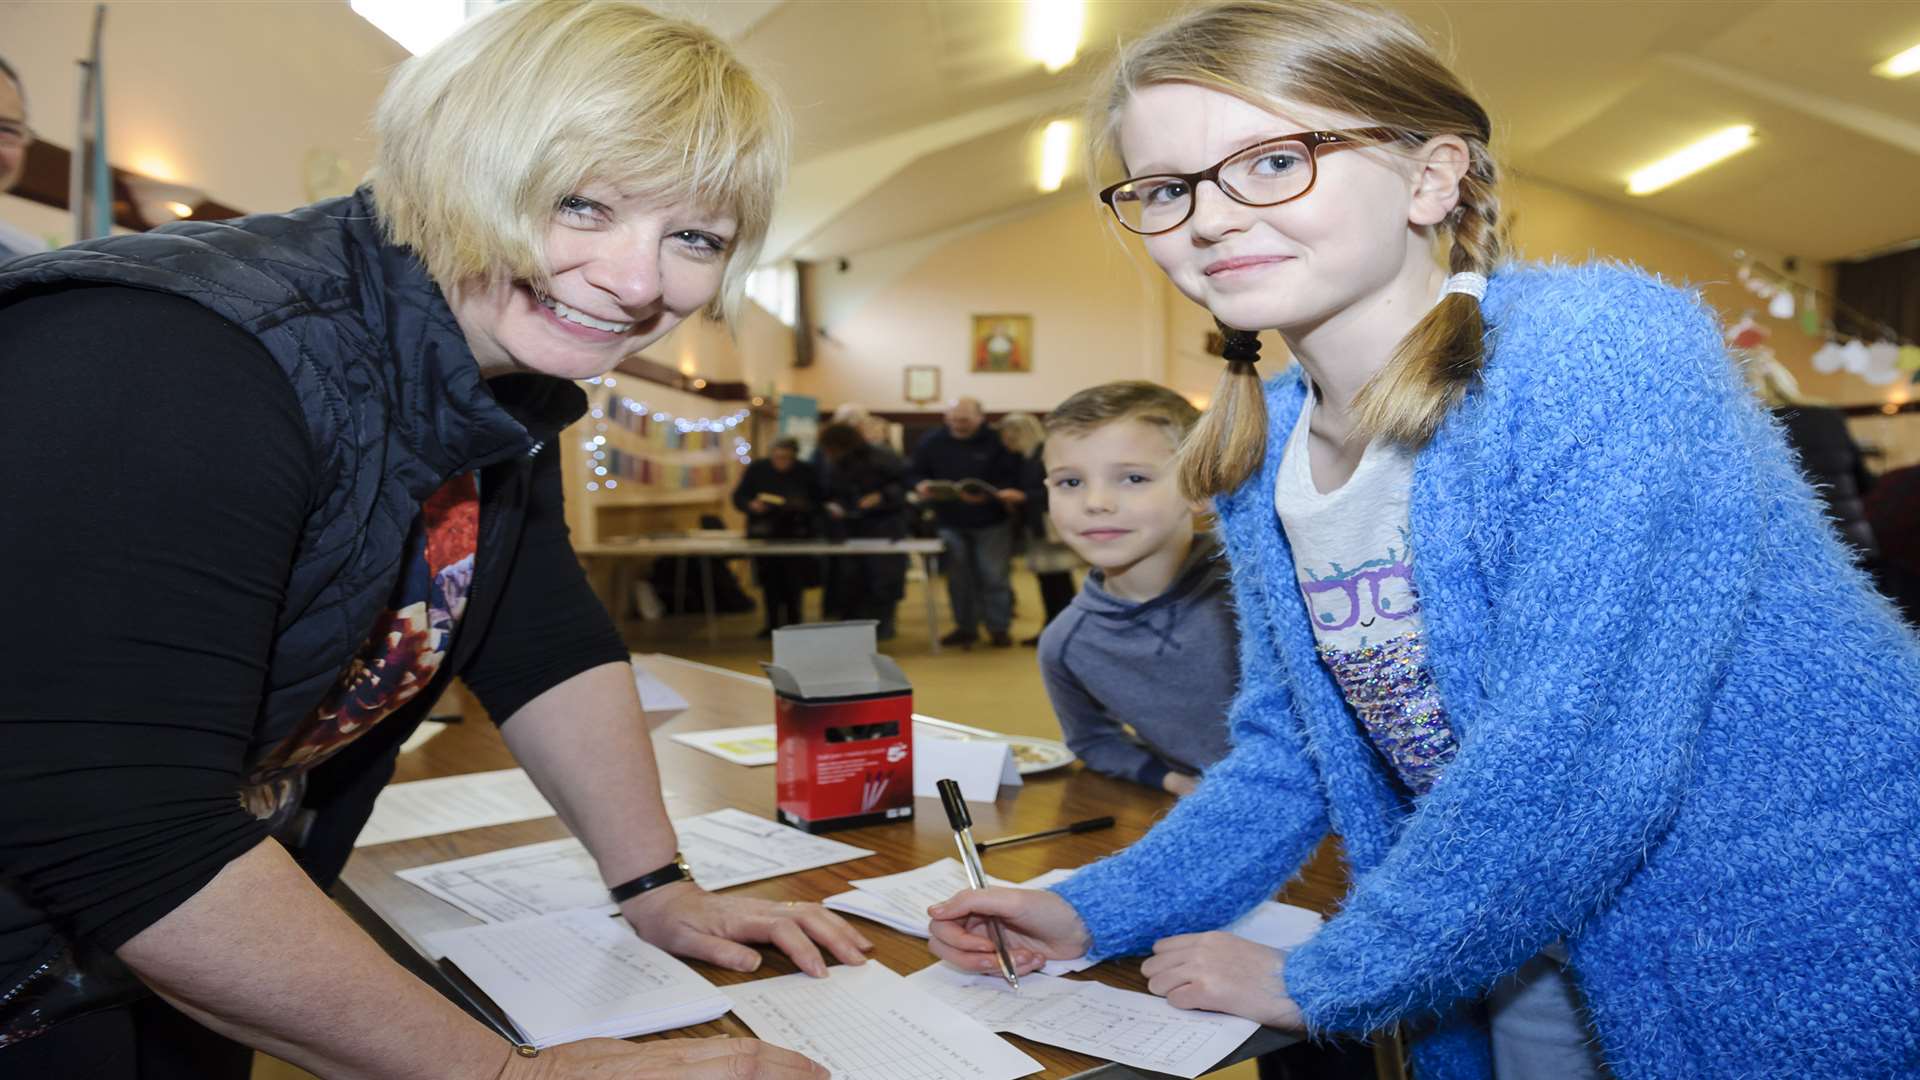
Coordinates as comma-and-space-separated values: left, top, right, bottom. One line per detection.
930, 2, 1920, 1078
0, 4, 854, 1077
995, 411, 1081, 642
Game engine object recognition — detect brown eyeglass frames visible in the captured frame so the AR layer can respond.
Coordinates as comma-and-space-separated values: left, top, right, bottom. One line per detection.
1099, 128, 1408, 236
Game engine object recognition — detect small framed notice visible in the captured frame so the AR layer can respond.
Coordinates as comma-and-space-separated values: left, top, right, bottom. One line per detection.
903, 365, 941, 404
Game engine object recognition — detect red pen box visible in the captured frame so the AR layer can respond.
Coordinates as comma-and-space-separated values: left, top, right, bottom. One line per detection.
763, 622, 914, 833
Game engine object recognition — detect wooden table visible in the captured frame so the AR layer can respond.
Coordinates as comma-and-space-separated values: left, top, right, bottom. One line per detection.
576, 535, 949, 648
337, 654, 1349, 1079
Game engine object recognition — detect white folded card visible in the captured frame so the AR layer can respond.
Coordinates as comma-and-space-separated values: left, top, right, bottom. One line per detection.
913, 736, 1020, 802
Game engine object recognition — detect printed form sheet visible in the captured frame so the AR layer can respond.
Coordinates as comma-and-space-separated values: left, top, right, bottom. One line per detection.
725, 962, 1041, 1080
354, 768, 558, 848
908, 964, 1258, 1079
430, 910, 728, 1048
398, 808, 872, 926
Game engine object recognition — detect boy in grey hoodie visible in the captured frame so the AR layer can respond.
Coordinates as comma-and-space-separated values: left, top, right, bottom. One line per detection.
1036, 382, 1236, 794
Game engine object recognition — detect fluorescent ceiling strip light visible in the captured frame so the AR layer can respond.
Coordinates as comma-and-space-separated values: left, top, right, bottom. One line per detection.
1025, 0, 1084, 74
1626, 125, 1756, 196
1873, 42, 1920, 79
1038, 120, 1072, 193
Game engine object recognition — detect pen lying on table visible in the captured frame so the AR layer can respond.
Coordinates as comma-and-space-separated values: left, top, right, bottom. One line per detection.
973, 816, 1115, 853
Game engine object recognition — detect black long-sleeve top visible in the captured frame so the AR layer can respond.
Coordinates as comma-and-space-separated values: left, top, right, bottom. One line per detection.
0, 286, 624, 954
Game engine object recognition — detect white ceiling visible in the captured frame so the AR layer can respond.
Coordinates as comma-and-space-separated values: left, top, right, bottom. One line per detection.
722, 0, 1920, 264
3, 0, 1912, 267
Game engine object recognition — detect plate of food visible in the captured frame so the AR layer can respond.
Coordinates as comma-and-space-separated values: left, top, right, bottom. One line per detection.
1000, 735, 1075, 775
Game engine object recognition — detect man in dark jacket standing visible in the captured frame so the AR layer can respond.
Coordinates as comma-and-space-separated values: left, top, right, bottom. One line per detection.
908, 397, 1023, 647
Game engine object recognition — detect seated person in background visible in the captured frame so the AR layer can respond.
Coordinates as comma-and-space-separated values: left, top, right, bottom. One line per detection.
1037, 382, 1233, 795
817, 422, 909, 640
731, 436, 822, 635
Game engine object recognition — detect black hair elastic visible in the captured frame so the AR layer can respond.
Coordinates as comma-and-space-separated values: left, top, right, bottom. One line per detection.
1221, 329, 1262, 364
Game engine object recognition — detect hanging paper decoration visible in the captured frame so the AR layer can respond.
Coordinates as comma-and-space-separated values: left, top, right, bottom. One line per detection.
1898, 345, 1920, 373
1811, 341, 1846, 375
1767, 289, 1795, 321
1798, 290, 1821, 337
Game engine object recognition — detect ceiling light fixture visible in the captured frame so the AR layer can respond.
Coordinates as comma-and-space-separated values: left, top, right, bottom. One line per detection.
1024, 0, 1083, 74
1038, 120, 1072, 193
1873, 42, 1920, 79
351, 0, 491, 56
1626, 125, 1756, 196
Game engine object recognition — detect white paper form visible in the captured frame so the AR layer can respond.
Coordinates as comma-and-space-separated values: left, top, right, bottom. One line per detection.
823, 861, 1095, 975
430, 910, 728, 1048
670, 723, 778, 766
354, 768, 558, 848
725, 961, 1041, 1080
398, 808, 873, 926
908, 965, 1258, 1079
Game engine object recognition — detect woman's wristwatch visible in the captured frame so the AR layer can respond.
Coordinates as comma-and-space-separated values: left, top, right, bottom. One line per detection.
608, 852, 695, 904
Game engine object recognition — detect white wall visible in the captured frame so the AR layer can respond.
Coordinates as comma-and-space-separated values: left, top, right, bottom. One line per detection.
0, 0, 405, 241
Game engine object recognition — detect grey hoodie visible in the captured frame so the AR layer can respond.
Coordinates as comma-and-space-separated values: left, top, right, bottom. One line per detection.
1036, 534, 1238, 789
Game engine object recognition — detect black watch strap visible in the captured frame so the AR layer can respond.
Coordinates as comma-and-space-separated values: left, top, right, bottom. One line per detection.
608, 852, 694, 903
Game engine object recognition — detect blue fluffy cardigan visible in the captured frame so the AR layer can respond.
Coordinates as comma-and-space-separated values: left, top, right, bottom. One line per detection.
1052, 263, 1920, 1079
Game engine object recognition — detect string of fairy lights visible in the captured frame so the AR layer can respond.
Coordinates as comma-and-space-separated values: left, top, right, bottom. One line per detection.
578, 375, 752, 494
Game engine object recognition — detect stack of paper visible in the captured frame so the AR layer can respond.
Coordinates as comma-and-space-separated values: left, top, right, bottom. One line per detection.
431, 910, 729, 1048
908, 964, 1258, 1079
726, 961, 1042, 1080
398, 808, 873, 927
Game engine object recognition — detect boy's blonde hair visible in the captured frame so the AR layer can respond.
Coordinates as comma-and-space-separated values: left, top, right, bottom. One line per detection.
370, 0, 790, 321
1045, 381, 1202, 457
1089, 0, 1507, 499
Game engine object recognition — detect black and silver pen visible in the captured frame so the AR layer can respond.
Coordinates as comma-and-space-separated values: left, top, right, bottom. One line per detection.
936, 778, 1019, 989
974, 815, 1115, 853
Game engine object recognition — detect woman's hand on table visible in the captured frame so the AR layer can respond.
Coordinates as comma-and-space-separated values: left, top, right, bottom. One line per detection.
620, 880, 873, 978
1140, 931, 1305, 1031
926, 886, 1090, 976
502, 1035, 827, 1079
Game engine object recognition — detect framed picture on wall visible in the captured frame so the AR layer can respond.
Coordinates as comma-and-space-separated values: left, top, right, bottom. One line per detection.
970, 314, 1032, 373
903, 365, 941, 404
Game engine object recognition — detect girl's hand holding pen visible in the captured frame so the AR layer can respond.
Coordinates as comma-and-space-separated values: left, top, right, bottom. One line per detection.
926, 887, 1092, 976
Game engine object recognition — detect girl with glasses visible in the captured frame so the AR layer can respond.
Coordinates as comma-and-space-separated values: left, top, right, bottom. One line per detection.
930, 2, 1920, 1078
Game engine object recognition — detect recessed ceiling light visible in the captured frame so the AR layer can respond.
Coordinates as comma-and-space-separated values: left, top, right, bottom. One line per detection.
1038, 120, 1072, 193
1626, 125, 1756, 196
1024, 0, 1083, 74
1873, 42, 1920, 79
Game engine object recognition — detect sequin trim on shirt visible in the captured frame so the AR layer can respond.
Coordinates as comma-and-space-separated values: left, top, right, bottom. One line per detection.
1316, 632, 1456, 797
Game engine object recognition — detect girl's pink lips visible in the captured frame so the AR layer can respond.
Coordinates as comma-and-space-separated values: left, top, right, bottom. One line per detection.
1204, 254, 1292, 276
1079, 528, 1131, 542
